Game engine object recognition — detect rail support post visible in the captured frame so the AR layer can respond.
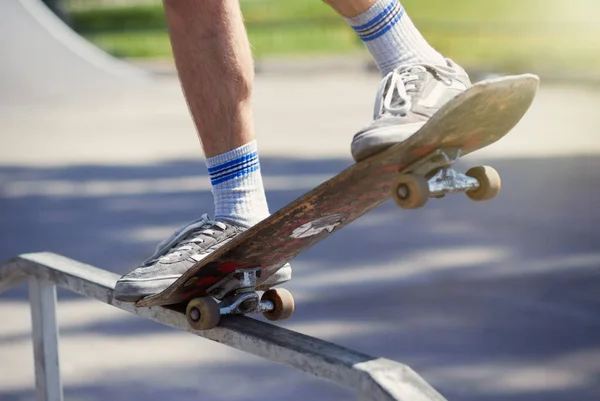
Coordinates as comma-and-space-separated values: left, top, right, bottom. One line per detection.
28, 278, 63, 401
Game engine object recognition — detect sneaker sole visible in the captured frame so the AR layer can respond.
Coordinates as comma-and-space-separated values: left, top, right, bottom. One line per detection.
351, 121, 425, 162
113, 263, 292, 302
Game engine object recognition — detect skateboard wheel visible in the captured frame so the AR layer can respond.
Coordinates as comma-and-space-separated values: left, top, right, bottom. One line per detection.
465, 165, 501, 201
186, 297, 221, 330
261, 288, 295, 321
393, 174, 430, 209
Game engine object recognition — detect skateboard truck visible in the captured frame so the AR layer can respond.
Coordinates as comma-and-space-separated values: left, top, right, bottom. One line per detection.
393, 148, 502, 209
185, 268, 294, 331
206, 267, 262, 300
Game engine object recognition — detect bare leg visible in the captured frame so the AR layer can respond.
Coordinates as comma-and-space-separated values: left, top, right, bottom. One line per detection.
162, 0, 269, 229
114, 0, 280, 303
163, 0, 254, 157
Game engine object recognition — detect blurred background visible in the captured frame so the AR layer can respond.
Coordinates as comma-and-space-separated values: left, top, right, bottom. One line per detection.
1, 0, 599, 400
43, 0, 600, 76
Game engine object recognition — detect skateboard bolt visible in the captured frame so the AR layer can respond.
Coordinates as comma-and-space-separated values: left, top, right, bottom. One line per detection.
189, 307, 201, 322
396, 184, 409, 199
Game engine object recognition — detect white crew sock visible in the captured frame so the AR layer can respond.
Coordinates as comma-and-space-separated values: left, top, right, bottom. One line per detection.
206, 140, 269, 228
346, 0, 446, 76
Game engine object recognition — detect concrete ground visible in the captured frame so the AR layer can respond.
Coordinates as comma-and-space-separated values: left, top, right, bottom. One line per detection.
1, 71, 600, 401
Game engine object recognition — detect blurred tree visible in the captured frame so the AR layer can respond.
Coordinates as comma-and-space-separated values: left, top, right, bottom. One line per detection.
41, 0, 71, 25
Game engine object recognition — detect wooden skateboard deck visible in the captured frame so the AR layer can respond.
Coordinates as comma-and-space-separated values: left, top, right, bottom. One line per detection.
136, 74, 539, 309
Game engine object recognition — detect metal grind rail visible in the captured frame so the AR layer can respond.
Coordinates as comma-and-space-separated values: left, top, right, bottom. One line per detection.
0, 252, 447, 401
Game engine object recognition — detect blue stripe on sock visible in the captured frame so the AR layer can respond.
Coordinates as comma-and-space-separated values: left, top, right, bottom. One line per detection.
210, 159, 259, 181
361, 7, 404, 41
207, 152, 258, 174
209, 155, 258, 179
354, 2, 401, 36
351, 0, 396, 32
211, 164, 260, 185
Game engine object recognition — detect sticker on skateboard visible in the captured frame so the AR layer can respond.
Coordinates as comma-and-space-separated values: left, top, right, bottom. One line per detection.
291, 213, 349, 238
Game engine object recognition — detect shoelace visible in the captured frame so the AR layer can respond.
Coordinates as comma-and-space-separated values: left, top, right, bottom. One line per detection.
381, 62, 461, 117
158, 214, 227, 262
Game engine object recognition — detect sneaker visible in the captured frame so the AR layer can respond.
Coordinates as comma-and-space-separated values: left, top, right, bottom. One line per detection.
113, 214, 292, 302
351, 59, 471, 162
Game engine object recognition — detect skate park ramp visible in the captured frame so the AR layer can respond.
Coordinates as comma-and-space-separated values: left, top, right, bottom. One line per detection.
0, 0, 151, 106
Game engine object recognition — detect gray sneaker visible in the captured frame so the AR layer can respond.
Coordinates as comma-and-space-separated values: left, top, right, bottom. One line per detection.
114, 214, 292, 302
351, 59, 471, 162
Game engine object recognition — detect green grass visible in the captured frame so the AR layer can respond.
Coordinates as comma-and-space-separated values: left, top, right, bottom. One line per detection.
87, 30, 170, 58
69, 0, 600, 74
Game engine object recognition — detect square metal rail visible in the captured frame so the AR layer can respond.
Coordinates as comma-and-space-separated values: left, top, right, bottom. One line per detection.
0, 252, 447, 401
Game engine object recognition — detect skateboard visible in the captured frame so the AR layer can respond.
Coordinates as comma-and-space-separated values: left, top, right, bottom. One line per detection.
136, 74, 539, 330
